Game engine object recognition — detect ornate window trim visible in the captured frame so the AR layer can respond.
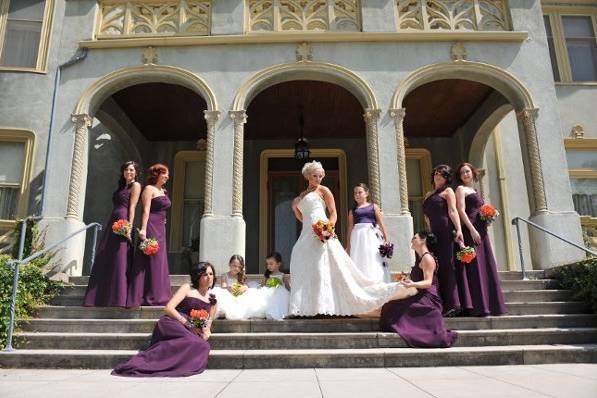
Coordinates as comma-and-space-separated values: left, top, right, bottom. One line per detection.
543, 5, 597, 82
564, 137, 597, 233
0, 0, 55, 73
0, 128, 35, 228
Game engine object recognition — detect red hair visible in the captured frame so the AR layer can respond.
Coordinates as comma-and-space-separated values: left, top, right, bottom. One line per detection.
455, 162, 479, 184
146, 163, 169, 185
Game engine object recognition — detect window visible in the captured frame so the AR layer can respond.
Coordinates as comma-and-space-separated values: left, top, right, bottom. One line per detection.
406, 148, 432, 233
543, 8, 597, 82
0, 0, 53, 71
0, 130, 34, 225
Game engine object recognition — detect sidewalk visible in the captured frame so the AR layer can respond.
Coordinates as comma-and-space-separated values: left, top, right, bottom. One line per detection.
1, 364, 596, 398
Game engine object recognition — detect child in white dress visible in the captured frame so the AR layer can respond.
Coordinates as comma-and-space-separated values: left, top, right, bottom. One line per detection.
346, 183, 391, 283
211, 254, 260, 320
259, 252, 290, 320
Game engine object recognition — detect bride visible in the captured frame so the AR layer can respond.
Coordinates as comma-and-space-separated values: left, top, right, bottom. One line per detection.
289, 161, 417, 316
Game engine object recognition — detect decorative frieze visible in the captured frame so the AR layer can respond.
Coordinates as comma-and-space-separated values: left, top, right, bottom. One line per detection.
395, 0, 511, 31
248, 0, 361, 32
97, 0, 211, 37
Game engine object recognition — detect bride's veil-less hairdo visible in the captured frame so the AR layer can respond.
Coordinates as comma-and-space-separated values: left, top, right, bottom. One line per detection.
301, 160, 325, 178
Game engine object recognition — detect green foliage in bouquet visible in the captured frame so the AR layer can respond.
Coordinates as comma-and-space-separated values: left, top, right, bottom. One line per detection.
550, 257, 597, 313
265, 277, 283, 288
0, 220, 63, 349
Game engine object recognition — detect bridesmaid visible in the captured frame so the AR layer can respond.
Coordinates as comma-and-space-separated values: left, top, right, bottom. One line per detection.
113, 262, 217, 377
380, 231, 458, 348
422, 164, 467, 316
84, 161, 141, 307
127, 163, 172, 307
455, 163, 507, 316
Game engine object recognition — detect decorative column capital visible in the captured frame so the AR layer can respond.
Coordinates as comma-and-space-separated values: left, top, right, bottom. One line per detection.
71, 113, 93, 128
363, 108, 381, 122
389, 108, 406, 121
204, 110, 221, 125
229, 110, 248, 125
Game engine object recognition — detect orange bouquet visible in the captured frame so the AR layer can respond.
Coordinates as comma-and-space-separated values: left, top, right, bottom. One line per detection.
139, 238, 159, 256
312, 220, 337, 243
112, 219, 131, 238
393, 272, 409, 282
479, 203, 499, 224
189, 309, 209, 328
456, 246, 477, 264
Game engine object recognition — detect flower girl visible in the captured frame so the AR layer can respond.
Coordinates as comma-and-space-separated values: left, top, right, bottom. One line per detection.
259, 252, 290, 320
210, 255, 260, 320
346, 183, 391, 283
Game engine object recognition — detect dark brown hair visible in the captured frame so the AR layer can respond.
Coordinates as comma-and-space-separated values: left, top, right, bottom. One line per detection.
190, 261, 216, 289
229, 254, 247, 284
264, 252, 283, 280
431, 164, 453, 188
118, 161, 140, 189
455, 162, 479, 185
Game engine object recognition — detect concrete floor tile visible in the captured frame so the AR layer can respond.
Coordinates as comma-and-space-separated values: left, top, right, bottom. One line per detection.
388, 366, 477, 380
531, 364, 597, 380
235, 368, 317, 382
0, 369, 93, 381
319, 379, 433, 398
113, 381, 227, 397
316, 368, 396, 381
410, 378, 549, 398
218, 381, 321, 398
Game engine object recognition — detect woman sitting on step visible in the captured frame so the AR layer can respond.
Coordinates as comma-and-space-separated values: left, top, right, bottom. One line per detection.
380, 231, 458, 348
112, 262, 217, 377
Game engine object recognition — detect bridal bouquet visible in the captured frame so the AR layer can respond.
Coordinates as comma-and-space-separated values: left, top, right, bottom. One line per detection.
139, 238, 159, 256
312, 220, 336, 242
480, 203, 499, 225
379, 242, 394, 259
189, 309, 209, 329
392, 272, 409, 282
456, 245, 477, 264
112, 219, 131, 238
265, 277, 283, 288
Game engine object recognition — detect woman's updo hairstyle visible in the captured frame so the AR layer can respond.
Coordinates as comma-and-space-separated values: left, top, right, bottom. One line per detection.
190, 261, 216, 289
430, 164, 453, 187
146, 163, 169, 185
301, 160, 325, 179
118, 161, 141, 189
417, 230, 438, 253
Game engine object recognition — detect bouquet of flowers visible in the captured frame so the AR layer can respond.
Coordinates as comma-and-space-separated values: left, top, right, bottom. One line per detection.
456, 245, 477, 264
312, 220, 337, 243
112, 219, 131, 238
189, 309, 209, 329
265, 277, 283, 288
479, 203, 499, 225
139, 238, 159, 256
231, 282, 244, 297
392, 272, 409, 283
379, 242, 394, 259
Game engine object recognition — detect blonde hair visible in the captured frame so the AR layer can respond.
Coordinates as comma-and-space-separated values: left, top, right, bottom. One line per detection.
301, 160, 325, 178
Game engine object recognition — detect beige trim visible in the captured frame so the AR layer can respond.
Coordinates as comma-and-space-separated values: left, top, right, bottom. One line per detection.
170, 150, 206, 252
74, 64, 218, 115
405, 148, 433, 210
564, 138, 597, 149
258, 148, 347, 271
0, 128, 36, 222
569, 170, 597, 178
79, 31, 528, 49
0, 0, 54, 73
232, 61, 379, 111
580, 215, 597, 227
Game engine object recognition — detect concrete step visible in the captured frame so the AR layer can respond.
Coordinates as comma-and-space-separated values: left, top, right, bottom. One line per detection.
1, 344, 595, 369
20, 314, 597, 334
497, 270, 546, 280
14, 328, 597, 350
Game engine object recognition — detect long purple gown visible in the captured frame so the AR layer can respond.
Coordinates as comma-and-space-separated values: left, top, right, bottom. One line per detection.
113, 295, 215, 377
127, 193, 172, 307
422, 187, 466, 314
83, 185, 132, 307
380, 253, 458, 348
461, 192, 507, 316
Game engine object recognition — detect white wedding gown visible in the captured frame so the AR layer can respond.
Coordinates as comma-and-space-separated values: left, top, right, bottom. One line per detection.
289, 192, 417, 316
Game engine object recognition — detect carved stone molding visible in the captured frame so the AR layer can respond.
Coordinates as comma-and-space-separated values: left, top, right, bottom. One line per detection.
203, 110, 220, 217
230, 110, 248, 217
296, 42, 313, 62
142, 46, 158, 65
571, 124, 585, 139
451, 42, 467, 62
389, 108, 409, 215
516, 108, 547, 213
66, 114, 93, 220
363, 109, 382, 207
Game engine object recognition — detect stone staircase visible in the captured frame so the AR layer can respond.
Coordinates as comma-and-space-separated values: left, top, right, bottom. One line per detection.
2, 270, 597, 368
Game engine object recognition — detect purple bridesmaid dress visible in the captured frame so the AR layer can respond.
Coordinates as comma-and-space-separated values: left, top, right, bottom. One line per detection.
380, 253, 458, 348
113, 295, 216, 377
83, 185, 132, 307
422, 187, 466, 314
461, 192, 507, 316
127, 193, 172, 307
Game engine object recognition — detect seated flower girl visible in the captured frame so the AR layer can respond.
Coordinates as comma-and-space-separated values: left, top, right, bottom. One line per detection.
258, 252, 290, 320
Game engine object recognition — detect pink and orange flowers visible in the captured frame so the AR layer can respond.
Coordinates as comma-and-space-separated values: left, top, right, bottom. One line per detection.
112, 219, 132, 238
456, 246, 477, 264
139, 238, 159, 256
189, 309, 209, 328
312, 220, 337, 243
480, 203, 499, 225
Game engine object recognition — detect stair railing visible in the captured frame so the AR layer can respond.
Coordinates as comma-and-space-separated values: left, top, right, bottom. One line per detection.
3, 220, 102, 352
511, 216, 596, 280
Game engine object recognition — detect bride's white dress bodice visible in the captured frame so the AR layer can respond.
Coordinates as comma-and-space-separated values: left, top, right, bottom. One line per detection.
297, 192, 328, 233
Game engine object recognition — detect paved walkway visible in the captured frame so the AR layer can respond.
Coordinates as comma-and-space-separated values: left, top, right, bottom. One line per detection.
1, 364, 596, 398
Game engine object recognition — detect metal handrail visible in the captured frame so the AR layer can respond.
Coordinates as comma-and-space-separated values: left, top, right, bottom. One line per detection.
511, 216, 596, 280
3, 221, 102, 352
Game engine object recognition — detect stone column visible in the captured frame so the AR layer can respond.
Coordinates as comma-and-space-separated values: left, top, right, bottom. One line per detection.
389, 108, 409, 215
66, 114, 92, 220
363, 109, 382, 207
202, 110, 220, 217
230, 110, 247, 217
516, 108, 547, 214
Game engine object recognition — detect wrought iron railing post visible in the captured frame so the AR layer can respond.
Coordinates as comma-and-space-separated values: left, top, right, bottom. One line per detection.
511, 217, 528, 281
89, 224, 101, 270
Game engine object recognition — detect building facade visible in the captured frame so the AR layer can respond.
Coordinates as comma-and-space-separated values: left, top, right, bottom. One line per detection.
0, 0, 594, 275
